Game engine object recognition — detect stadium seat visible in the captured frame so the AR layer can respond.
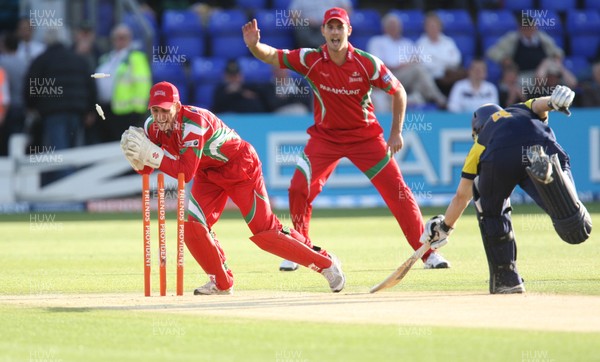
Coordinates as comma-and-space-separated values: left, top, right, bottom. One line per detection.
566, 9, 600, 35
390, 10, 424, 39
585, 0, 600, 10
191, 57, 227, 85
260, 34, 295, 50
503, 0, 534, 10
477, 10, 517, 36
349, 9, 382, 36
569, 35, 600, 60
563, 56, 591, 80
123, 13, 160, 48
208, 9, 247, 36
435, 10, 474, 36
96, 0, 114, 37
164, 35, 206, 59
539, 0, 576, 12
452, 34, 476, 57
211, 35, 250, 58
238, 57, 273, 84
548, 33, 564, 49
235, 0, 267, 9
481, 35, 503, 54
162, 10, 203, 37
485, 59, 502, 85
151, 63, 188, 103
195, 84, 217, 109
254, 10, 284, 34
350, 35, 371, 50
272, 0, 292, 9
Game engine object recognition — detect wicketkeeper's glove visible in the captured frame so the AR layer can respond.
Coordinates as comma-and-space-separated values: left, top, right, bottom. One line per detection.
120, 129, 144, 171
123, 127, 164, 169
419, 215, 453, 250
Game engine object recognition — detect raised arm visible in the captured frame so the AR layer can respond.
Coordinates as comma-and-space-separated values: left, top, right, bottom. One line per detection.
530, 85, 575, 119
242, 19, 280, 67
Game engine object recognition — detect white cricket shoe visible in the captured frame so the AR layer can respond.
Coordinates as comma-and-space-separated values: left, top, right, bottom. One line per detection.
321, 253, 345, 293
193, 279, 233, 295
493, 283, 526, 294
424, 252, 451, 269
279, 259, 299, 271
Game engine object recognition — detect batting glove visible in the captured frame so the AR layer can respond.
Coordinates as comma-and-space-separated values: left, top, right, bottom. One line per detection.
124, 129, 164, 169
548, 85, 574, 116
120, 130, 144, 171
420, 215, 453, 250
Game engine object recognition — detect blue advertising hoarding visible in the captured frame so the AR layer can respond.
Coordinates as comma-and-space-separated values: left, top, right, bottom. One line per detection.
220, 109, 600, 208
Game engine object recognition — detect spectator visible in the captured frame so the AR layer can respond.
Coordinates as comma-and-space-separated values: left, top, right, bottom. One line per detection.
288, 0, 352, 49
0, 66, 9, 155
581, 62, 600, 107
93, 24, 151, 143
416, 11, 465, 96
212, 59, 270, 114
498, 63, 526, 107
24, 27, 96, 157
535, 58, 577, 89
486, 14, 563, 83
15, 17, 46, 66
265, 66, 311, 114
367, 13, 447, 110
448, 58, 498, 113
72, 21, 102, 71
0, 33, 28, 156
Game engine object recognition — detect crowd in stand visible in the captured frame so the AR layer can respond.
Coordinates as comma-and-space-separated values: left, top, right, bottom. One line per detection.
1, 1, 600, 155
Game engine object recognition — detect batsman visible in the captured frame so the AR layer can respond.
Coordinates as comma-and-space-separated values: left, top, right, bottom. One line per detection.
420, 85, 592, 294
119, 81, 345, 295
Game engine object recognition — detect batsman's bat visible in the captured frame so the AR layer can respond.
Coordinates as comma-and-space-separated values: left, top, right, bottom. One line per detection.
370, 242, 431, 293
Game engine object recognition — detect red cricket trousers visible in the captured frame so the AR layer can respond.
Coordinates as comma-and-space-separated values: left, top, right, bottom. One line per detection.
288, 134, 430, 260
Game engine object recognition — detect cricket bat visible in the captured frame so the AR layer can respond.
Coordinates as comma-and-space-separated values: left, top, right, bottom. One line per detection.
370, 243, 431, 293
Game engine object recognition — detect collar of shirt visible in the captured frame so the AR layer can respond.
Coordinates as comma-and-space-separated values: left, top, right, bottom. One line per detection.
321, 43, 355, 63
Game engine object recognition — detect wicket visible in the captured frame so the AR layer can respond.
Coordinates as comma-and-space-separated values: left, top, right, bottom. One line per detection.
142, 173, 185, 296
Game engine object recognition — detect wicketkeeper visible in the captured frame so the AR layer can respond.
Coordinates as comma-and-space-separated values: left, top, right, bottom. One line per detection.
420, 85, 592, 294
120, 81, 345, 295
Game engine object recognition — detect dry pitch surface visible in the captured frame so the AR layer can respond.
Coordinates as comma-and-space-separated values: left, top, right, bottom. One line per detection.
2, 291, 599, 332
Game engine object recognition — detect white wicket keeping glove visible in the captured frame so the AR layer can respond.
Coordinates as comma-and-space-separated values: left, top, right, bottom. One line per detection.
120, 130, 144, 171
548, 85, 574, 116
420, 215, 453, 250
124, 129, 164, 169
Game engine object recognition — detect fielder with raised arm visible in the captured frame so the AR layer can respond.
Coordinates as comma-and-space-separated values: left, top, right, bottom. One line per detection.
242, 7, 451, 272
420, 85, 592, 294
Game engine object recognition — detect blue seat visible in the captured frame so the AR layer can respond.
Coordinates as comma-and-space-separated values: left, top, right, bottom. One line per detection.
481, 35, 503, 54
211, 35, 250, 58
254, 10, 285, 34
164, 35, 206, 59
563, 56, 591, 80
152, 63, 188, 102
390, 10, 424, 39
235, 0, 267, 9
208, 9, 247, 36
585, 0, 600, 9
349, 9, 381, 36
539, 0, 576, 12
485, 59, 502, 85
96, 0, 114, 37
162, 10, 203, 37
503, 0, 534, 10
260, 34, 295, 50
350, 35, 372, 51
452, 34, 475, 57
569, 35, 600, 60
435, 10, 474, 36
477, 10, 517, 36
566, 9, 600, 35
238, 57, 273, 83
191, 57, 227, 85
195, 84, 217, 109
272, 0, 292, 9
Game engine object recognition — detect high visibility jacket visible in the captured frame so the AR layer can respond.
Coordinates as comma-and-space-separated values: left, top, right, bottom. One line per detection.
101, 50, 151, 115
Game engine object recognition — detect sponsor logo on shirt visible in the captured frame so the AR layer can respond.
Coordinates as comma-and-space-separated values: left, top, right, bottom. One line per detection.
382, 70, 392, 84
349, 71, 363, 82
183, 139, 200, 148
319, 84, 360, 95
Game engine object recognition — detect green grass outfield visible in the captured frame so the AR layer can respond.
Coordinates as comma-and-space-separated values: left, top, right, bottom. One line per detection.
1, 204, 599, 362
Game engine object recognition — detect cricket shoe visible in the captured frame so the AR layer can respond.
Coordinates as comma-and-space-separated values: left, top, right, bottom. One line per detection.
279, 259, 299, 271
193, 278, 233, 296
424, 252, 450, 269
321, 253, 345, 293
490, 264, 525, 294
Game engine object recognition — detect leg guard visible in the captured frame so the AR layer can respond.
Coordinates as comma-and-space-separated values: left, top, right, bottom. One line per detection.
250, 227, 332, 272
184, 221, 233, 291
526, 147, 592, 244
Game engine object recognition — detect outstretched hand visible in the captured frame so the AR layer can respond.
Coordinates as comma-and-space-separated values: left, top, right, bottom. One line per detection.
242, 19, 260, 48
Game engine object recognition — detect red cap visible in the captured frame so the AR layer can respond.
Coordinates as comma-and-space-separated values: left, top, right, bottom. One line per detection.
148, 81, 180, 109
322, 7, 350, 26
